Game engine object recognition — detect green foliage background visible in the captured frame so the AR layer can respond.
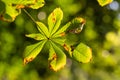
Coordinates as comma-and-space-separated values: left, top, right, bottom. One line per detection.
0, 0, 120, 80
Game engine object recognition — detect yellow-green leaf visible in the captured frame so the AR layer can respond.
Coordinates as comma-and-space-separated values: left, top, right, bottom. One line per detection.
36, 21, 49, 38
30, 0, 45, 9
52, 22, 71, 38
97, 0, 113, 6
48, 42, 66, 71
0, 1, 21, 21
1, 0, 34, 5
1, 0, 44, 9
23, 40, 46, 65
63, 44, 73, 57
25, 33, 46, 40
73, 43, 92, 63
52, 37, 66, 45
48, 8, 63, 35
1, 0, 45, 21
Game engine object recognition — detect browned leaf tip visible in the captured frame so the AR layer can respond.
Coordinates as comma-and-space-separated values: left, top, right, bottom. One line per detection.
16, 5, 25, 9
23, 57, 34, 65
49, 53, 57, 62
49, 65, 58, 72
63, 44, 69, 51
49, 64, 65, 72
0, 15, 14, 22
81, 18, 86, 25
48, 53, 59, 72
60, 32, 66, 36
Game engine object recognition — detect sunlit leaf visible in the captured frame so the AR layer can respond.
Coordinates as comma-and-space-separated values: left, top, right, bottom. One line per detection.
1, 0, 44, 9
1, 0, 34, 4
52, 37, 66, 45
1, 0, 45, 21
0, 0, 21, 21
36, 21, 49, 38
52, 22, 71, 38
22, 8, 92, 71
48, 42, 66, 71
25, 33, 46, 40
52, 17, 85, 38
23, 40, 46, 65
30, 0, 45, 9
48, 8, 63, 35
97, 0, 113, 6
72, 43, 92, 63
6, 5, 21, 21
63, 44, 73, 57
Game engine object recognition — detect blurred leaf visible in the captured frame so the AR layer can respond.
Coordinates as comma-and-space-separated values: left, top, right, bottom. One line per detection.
1, 0, 34, 4
1, 0, 45, 21
48, 8, 63, 35
36, 21, 49, 38
1, 0, 44, 8
73, 43, 92, 63
25, 33, 46, 40
97, 0, 113, 6
48, 42, 66, 71
0, 1, 5, 14
30, 0, 45, 9
2, 3, 21, 21
65, 33, 78, 45
23, 40, 46, 65
68, 17, 86, 34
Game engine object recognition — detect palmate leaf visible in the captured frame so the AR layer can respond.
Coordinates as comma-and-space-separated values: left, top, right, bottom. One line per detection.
30, 0, 45, 9
1, 0, 34, 5
1, 0, 45, 9
72, 43, 92, 63
23, 8, 92, 71
48, 41, 66, 71
97, 0, 113, 6
25, 33, 46, 40
1, 0, 45, 21
6, 5, 21, 21
48, 8, 63, 36
1, 3, 21, 21
23, 40, 46, 65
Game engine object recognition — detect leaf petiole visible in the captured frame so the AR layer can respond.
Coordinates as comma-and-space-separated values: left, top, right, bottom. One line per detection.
23, 9, 36, 23
23, 9, 48, 38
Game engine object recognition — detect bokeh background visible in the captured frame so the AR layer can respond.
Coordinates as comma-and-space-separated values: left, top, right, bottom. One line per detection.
0, 0, 120, 80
